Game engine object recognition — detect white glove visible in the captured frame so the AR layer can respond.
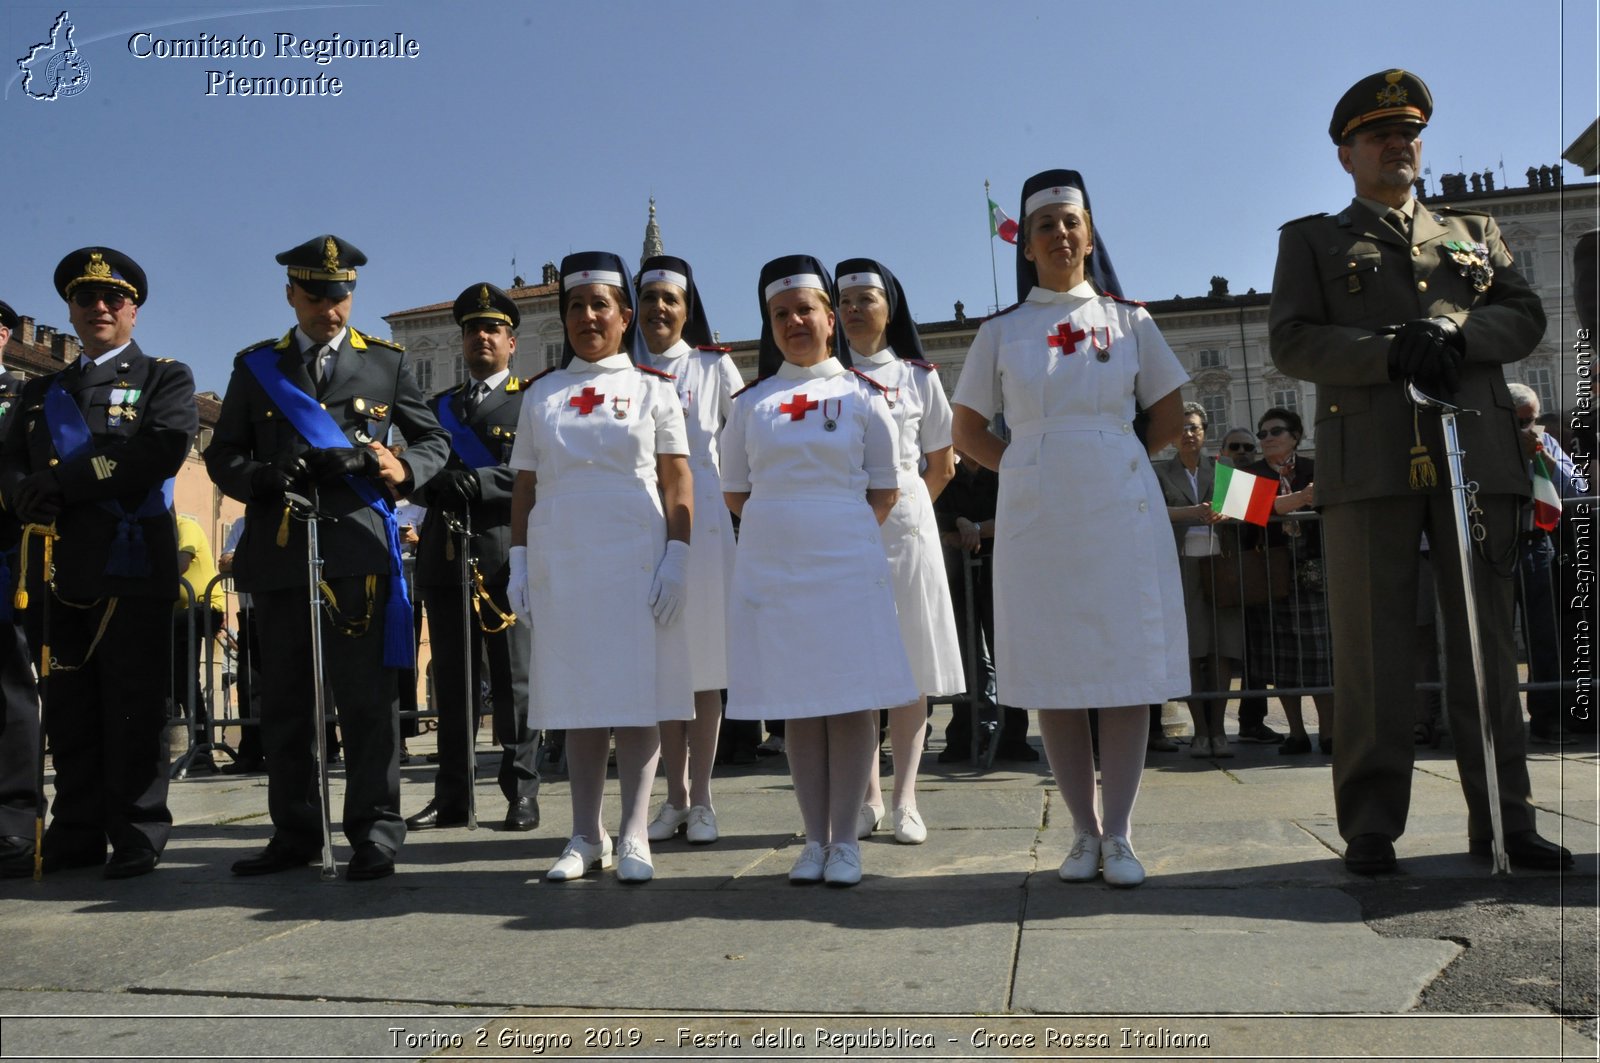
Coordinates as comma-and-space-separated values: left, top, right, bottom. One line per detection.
648, 539, 690, 626
508, 546, 532, 621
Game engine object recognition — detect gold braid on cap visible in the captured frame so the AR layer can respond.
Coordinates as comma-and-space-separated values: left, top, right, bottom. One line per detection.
461, 284, 513, 326
64, 252, 139, 300
287, 238, 357, 283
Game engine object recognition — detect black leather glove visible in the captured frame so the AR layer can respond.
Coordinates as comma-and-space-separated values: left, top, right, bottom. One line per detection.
303, 446, 380, 483
250, 453, 305, 502
1386, 318, 1462, 394
11, 470, 63, 524
431, 468, 480, 511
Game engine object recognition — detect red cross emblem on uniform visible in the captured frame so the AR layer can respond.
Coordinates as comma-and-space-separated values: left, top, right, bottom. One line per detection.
569, 387, 605, 415
778, 393, 819, 420
1047, 321, 1088, 354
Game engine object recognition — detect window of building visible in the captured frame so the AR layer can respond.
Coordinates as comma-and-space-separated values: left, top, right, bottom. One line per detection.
1196, 348, 1223, 369
1270, 387, 1300, 414
1201, 393, 1228, 432
1526, 366, 1554, 412
1516, 247, 1538, 287
545, 342, 562, 368
414, 359, 433, 392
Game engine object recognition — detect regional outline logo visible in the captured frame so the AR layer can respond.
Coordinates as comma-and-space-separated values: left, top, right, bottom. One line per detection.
18, 11, 92, 101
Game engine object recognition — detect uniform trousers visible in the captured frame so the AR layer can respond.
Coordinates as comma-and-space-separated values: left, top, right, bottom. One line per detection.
1324, 491, 1536, 843
253, 577, 404, 853
0, 615, 40, 838
420, 580, 538, 810
38, 596, 172, 856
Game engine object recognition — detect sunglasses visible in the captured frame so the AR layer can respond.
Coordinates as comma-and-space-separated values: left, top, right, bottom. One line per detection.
1256, 426, 1292, 440
72, 288, 131, 311
1225, 442, 1257, 453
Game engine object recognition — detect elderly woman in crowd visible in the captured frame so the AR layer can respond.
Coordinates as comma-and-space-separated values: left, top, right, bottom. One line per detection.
1240, 406, 1332, 755
1157, 402, 1244, 758
635, 255, 745, 847
720, 255, 916, 887
951, 170, 1189, 888
834, 258, 964, 845
508, 251, 693, 884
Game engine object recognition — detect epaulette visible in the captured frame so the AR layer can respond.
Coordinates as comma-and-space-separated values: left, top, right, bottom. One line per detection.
529, 367, 558, 384
1278, 211, 1329, 230
1434, 205, 1492, 218
850, 367, 889, 394
1105, 292, 1147, 309
235, 338, 281, 359
696, 344, 733, 354
905, 358, 938, 372
155, 357, 176, 363
637, 363, 676, 381
982, 300, 1026, 323
359, 332, 404, 352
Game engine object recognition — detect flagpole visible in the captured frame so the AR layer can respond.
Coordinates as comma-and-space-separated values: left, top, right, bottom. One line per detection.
986, 179, 1001, 313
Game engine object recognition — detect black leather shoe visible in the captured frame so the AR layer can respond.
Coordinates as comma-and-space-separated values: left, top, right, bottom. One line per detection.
1470, 830, 1574, 870
104, 848, 159, 879
404, 801, 469, 831
186, 755, 219, 775
232, 838, 318, 876
935, 742, 967, 764
1344, 833, 1397, 874
0, 836, 36, 878
40, 846, 107, 874
502, 796, 540, 832
221, 756, 265, 775
345, 841, 395, 881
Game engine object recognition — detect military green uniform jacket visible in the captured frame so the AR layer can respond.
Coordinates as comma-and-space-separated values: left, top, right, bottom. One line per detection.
0, 343, 196, 600
1268, 198, 1545, 506
412, 376, 522, 589
203, 328, 450, 593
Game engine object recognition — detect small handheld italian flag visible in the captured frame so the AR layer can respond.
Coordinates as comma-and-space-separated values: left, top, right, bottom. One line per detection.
1211, 464, 1277, 526
988, 198, 1018, 244
1532, 450, 1562, 531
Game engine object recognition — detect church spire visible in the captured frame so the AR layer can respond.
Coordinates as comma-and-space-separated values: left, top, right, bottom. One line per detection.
640, 196, 663, 267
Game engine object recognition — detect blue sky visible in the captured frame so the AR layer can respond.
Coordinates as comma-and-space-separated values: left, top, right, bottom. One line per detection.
3, 0, 1596, 393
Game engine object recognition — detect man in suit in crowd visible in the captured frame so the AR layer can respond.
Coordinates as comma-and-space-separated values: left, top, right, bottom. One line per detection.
0, 250, 197, 879
205, 235, 450, 881
0, 300, 43, 876
405, 282, 540, 834
1270, 70, 1569, 872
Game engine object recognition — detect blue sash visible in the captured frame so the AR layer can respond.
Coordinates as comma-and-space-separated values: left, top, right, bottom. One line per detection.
241, 346, 414, 669
43, 379, 173, 579
434, 392, 497, 469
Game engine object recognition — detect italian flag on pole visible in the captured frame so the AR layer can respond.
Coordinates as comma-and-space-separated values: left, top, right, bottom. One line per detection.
1532, 450, 1562, 531
988, 198, 1018, 244
1211, 464, 1277, 526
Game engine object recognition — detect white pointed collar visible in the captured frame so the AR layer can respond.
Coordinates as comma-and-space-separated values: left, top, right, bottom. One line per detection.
1026, 281, 1098, 308
568, 353, 634, 375
650, 339, 693, 363
849, 346, 896, 366
776, 357, 845, 381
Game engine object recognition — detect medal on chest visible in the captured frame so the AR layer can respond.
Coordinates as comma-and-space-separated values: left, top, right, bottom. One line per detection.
107, 387, 142, 426
1046, 319, 1112, 362
611, 395, 632, 420
883, 387, 899, 409
1444, 240, 1494, 293
821, 398, 842, 432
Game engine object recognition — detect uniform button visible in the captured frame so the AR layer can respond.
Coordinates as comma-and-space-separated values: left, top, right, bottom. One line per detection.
1417, 280, 1428, 292
1121, 423, 1132, 434
1329, 404, 1340, 413
1138, 501, 1148, 512
1130, 459, 1139, 472
320, 402, 328, 409
47, 458, 59, 467
1411, 246, 1422, 257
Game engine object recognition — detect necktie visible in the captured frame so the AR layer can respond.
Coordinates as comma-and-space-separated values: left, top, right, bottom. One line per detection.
465, 381, 488, 416
1384, 209, 1410, 243
307, 344, 332, 393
